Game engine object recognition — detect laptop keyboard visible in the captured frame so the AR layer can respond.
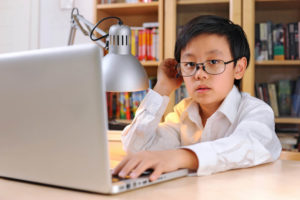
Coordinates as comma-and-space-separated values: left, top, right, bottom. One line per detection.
111, 169, 154, 183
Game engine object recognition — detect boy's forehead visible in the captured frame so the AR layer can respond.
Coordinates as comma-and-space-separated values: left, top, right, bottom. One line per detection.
181, 49, 224, 58
181, 34, 231, 58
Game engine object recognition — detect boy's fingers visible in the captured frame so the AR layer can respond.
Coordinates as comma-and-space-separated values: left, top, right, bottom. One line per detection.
112, 156, 130, 175
118, 157, 141, 178
129, 160, 153, 179
149, 167, 163, 182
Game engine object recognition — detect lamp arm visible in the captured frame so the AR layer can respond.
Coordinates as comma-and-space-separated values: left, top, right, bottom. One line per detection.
68, 8, 106, 48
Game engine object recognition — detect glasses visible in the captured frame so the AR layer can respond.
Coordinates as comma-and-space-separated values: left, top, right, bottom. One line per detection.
176, 59, 239, 77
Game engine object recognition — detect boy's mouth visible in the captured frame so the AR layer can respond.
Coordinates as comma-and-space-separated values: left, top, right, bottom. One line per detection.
195, 85, 210, 93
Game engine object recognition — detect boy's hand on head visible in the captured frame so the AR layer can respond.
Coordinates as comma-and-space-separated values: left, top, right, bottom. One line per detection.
153, 58, 183, 96
112, 149, 198, 182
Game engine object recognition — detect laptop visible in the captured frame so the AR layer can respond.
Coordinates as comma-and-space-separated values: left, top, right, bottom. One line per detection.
0, 44, 188, 194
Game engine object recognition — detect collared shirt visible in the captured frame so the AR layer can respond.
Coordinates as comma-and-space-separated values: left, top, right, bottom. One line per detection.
121, 86, 282, 176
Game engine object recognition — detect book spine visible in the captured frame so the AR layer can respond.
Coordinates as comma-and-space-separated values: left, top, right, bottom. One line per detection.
124, 92, 131, 120
288, 23, 296, 60
273, 24, 285, 60
142, 29, 147, 60
261, 83, 271, 106
119, 93, 126, 119
255, 83, 264, 100
298, 21, 300, 59
268, 83, 279, 117
283, 24, 290, 60
260, 23, 268, 60
138, 29, 143, 61
131, 29, 136, 57
294, 22, 299, 60
267, 21, 273, 60
277, 80, 292, 116
146, 28, 152, 60
255, 23, 261, 61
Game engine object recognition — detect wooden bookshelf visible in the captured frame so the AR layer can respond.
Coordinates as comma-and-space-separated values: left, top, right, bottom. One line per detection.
256, 60, 300, 66
177, 0, 229, 5
95, 0, 163, 77
141, 60, 159, 67
275, 118, 300, 124
242, 0, 300, 147
96, 2, 159, 15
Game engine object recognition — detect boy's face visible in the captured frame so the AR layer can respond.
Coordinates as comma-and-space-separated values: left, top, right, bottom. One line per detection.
180, 33, 246, 111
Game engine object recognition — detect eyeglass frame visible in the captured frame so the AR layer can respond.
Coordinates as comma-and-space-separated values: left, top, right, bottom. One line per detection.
176, 58, 241, 77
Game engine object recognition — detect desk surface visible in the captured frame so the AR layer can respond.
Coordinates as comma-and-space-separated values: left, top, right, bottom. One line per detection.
1, 159, 300, 200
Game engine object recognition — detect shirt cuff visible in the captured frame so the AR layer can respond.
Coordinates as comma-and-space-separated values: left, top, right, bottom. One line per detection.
183, 142, 218, 176
138, 89, 170, 117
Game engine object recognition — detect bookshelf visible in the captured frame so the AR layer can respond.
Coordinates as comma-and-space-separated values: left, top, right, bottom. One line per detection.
242, 0, 300, 125
94, 0, 163, 77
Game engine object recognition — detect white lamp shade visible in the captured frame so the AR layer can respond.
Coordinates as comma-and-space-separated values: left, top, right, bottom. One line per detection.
102, 53, 149, 92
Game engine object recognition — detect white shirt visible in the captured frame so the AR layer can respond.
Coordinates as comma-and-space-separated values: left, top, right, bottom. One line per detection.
121, 86, 282, 176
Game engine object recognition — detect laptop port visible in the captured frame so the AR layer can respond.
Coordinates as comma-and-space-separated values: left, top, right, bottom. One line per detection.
126, 183, 131, 189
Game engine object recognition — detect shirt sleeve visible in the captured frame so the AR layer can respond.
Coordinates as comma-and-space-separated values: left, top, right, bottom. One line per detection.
183, 101, 282, 176
121, 89, 181, 153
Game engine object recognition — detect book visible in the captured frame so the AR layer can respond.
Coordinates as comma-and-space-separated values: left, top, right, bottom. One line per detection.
283, 24, 290, 60
259, 22, 268, 60
255, 83, 264, 101
175, 83, 188, 104
277, 80, 292, 116
261, 83, 270, 106
142, 22, 159, 28
288, 23, 296, 60
273, 24, 285, 60
266, 21, 273, 60
277, 133, 298, 151
291, 77, 300, 117
298, 21, 300, 59
268, 83, 279, 117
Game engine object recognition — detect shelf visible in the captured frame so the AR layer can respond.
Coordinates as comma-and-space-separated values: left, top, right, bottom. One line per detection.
256, 0, 300, 10
256, 60, 300, 66
177, 0, 229, 11
177, 0, 229, 5
275, 118, 300, 124
97, 2, 159, 15
141, 60, 159, 67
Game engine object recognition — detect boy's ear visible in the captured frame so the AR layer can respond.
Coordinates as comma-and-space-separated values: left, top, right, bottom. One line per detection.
234, 57, 247, 80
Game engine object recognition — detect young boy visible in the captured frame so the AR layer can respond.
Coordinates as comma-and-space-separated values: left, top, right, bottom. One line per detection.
113, 15, 282, 181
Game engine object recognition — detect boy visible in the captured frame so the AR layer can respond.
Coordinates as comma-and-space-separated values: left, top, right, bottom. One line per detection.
113, 15, 281, 181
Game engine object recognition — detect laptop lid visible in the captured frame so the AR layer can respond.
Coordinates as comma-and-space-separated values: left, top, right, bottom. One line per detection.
0, 44, 113, 193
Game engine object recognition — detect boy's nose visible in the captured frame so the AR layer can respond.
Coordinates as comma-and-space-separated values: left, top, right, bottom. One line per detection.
194, 65, 208, 80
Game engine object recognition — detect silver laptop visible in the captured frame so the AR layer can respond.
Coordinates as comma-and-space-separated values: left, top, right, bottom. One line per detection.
0, 44, 188, 194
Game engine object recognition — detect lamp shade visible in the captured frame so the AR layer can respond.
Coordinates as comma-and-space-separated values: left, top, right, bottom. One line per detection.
102, 23, 149, 92
102, 53, 149, 92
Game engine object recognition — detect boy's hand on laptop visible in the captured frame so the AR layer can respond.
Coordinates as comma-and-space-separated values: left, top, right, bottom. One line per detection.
153, 58, 183, 96
112, 149, 198, 182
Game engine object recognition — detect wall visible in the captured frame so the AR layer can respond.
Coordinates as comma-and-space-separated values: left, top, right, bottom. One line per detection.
0, 0, 94, 53
0, 0, 36, 53
39, 0, 95, 48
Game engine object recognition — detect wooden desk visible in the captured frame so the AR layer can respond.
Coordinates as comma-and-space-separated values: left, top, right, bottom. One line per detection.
0, 160, 299, 199
1, 135, 300, 200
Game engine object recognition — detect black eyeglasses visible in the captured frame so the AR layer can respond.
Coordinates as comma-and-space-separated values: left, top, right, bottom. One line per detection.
176, 58, 239, 77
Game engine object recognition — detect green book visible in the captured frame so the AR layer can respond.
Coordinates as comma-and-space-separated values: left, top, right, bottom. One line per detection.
277, 80, 292, 116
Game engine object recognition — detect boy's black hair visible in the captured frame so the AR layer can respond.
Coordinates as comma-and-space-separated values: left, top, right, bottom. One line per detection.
174, 15, 250, 89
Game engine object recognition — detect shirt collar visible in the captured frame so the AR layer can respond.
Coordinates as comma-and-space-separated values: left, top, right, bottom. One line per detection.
217, 85, 241, 124
180, 86, 241, 125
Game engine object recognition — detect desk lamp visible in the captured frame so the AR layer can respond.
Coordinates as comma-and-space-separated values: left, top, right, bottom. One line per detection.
68, 8, 149, 92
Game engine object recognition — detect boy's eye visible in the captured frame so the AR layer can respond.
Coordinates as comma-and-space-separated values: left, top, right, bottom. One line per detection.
185, 62, 196, 67
208, 60, 220, 65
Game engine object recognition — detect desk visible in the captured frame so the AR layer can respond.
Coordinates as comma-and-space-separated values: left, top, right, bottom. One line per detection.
1, 138, 300, 200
